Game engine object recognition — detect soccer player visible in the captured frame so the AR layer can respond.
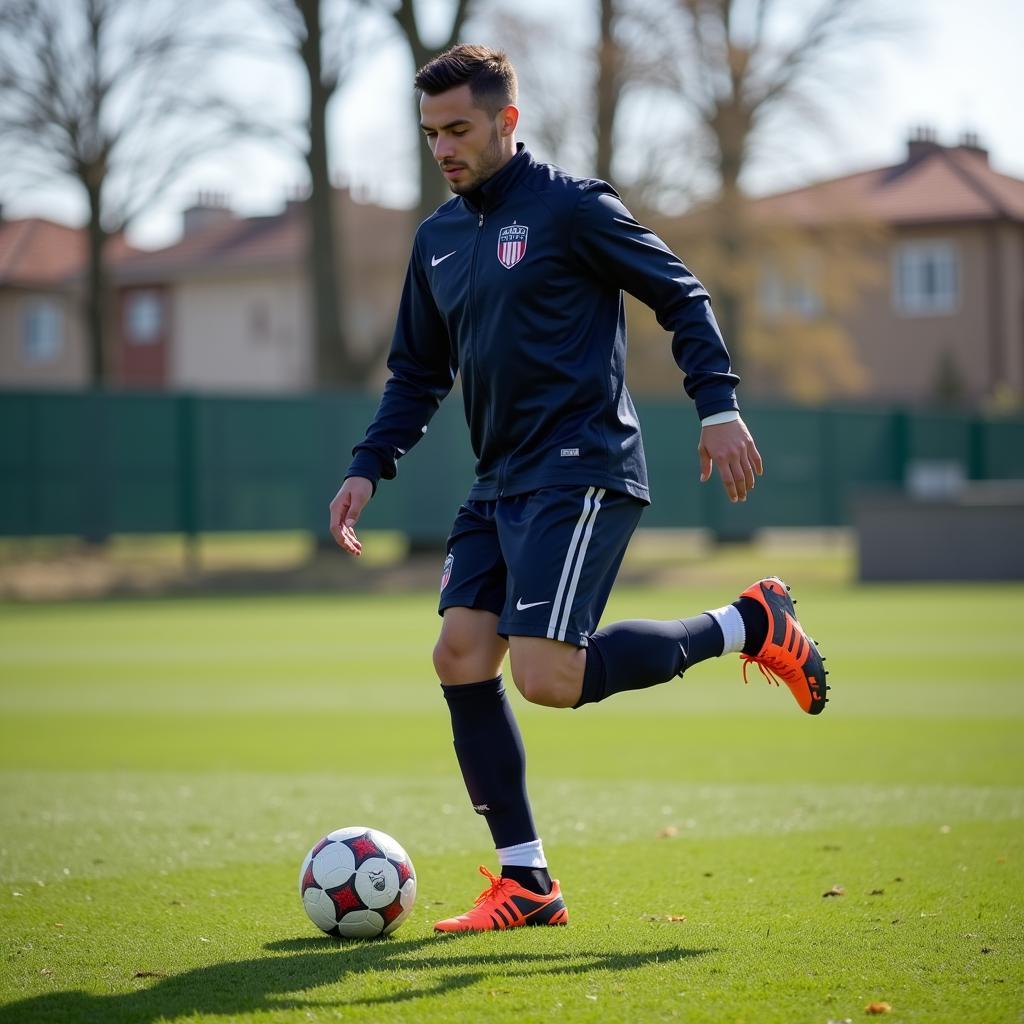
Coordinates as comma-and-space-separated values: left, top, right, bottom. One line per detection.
329, 44, 829, 933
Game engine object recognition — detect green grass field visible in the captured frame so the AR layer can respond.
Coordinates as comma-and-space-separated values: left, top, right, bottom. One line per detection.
1, 574, 1021, 1022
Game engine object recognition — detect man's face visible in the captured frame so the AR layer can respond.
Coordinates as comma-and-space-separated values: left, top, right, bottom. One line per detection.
420, 84, 514, 195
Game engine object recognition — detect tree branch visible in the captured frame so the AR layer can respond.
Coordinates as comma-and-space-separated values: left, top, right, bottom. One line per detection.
443, 0, 471, 51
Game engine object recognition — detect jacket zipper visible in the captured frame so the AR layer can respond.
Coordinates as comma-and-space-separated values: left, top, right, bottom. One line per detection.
475, 211, 506, 496
468, 208, 496, 492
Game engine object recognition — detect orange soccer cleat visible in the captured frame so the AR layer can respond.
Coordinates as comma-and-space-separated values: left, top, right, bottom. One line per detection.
738, 577, 829, 715
433, 866, 569, 933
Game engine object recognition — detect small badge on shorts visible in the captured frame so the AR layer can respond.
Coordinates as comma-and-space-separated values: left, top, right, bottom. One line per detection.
560, 448, 580, 457
440, 552, 454, 592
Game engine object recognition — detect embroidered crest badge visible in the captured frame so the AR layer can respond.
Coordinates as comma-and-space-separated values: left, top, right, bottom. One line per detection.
497, 223, 528, 269
440, 552, 454, 592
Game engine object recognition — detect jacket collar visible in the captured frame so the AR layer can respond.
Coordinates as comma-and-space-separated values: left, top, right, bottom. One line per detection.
462, 143, 533, 213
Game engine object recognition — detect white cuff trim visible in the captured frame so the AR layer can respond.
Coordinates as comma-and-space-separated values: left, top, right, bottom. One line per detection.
701, 410, 741, 426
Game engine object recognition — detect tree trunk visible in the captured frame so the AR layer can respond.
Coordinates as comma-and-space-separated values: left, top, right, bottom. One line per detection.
595, 0, 619, 184
405, 34, 449, 228
299, 0, 347, 387
416, 105, 451, 228
714, 178, 745, 368
85, 180, 108, 387
393, 0, 472, 227
711, 104, 750, 366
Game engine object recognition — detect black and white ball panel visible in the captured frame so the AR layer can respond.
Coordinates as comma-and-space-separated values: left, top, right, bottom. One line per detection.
298, 826, 416, 938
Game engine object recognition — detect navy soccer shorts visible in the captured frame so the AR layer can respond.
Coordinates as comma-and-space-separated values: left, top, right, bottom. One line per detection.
438, 485, 645, 648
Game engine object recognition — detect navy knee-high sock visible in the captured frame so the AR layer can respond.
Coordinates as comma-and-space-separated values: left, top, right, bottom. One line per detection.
441, 676, 538, 851
576, 615, 725, 707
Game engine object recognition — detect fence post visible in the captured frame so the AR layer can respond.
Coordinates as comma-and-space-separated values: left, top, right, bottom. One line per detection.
177, 394, 200, 573
81, 390, 112, 543
891, 409, 910, 485
819, 406, 842, 526
968, 416, 987, 480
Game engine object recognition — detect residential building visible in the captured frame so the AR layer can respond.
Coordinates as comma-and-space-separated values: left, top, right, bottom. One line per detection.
5, 131, 1022, 407
110, 190, 412, 392
0, 214, 92, 388
0, 190, 412, 393
745, 129, 1024, 406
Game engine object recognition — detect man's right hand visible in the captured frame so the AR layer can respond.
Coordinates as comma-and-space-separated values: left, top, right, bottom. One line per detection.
329, 476, 373, 556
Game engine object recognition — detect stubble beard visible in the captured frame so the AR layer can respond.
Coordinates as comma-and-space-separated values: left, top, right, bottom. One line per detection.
446, 126, 504, 196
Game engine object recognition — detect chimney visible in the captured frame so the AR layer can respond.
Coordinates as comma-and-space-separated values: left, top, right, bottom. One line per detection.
956, 130, 989, 163
906, 125, 941, 163
183, 191, 234, 237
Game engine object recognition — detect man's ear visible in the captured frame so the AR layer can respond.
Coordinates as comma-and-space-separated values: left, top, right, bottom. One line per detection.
498, 104, 519, 138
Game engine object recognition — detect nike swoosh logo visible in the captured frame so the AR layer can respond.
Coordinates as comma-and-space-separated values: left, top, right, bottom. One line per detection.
431, 251, 456, 267
516, 599, 550, 611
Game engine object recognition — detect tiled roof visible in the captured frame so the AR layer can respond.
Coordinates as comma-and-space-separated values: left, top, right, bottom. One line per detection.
112, 206, 304, 282
0, 217, 135, 287
750, 144, 1024, 226
112, 191, 411, 283
1, 190, 410, 290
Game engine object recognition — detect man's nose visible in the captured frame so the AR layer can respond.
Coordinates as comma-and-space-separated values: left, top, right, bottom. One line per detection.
435, 136, 455, 161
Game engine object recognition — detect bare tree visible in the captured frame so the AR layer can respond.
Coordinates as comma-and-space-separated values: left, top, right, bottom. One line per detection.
468, 6, 591, 174
0, 0, 268, 386
595, 0, 622, 184
263, 0, 388, 386
622, 0, 897, 365
465, 0, 623, 183
371, 0, 474, 228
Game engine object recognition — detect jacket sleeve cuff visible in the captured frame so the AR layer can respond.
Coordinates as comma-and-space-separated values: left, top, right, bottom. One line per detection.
693, 389, 739, 421
345, 452, 385, 494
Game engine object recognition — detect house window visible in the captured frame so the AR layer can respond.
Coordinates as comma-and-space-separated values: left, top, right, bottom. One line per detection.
21, 299, 64, 364
126, 291, 163, 344
893, 241, 958, 316
758, 264, 823, 320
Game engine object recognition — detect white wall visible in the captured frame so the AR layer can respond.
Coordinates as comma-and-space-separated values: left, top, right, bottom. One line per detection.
170, 271, 311, 392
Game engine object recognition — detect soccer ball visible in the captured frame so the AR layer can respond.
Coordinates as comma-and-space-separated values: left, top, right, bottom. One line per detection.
298, 826, 416, 939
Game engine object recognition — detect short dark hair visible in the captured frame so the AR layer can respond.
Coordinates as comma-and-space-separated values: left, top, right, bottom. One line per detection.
414, 44, 518, 117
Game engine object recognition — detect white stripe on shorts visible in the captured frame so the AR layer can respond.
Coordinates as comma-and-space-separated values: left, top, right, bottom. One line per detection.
546, 487, 606, 642
556, 489, 604, 641
547, 487, 595, 639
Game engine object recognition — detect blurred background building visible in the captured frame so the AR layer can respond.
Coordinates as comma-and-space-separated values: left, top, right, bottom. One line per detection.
1, 0, 1023, 565
4, 129, 1021, 407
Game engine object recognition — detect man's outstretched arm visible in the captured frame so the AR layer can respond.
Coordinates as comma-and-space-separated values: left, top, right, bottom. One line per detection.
345, 239, 457, 492
570, 184, 762, 500
333, 237, 455, 552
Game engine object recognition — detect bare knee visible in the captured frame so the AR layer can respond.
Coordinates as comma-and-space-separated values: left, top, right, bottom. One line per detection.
509, 638, 585, 709
433, 608, 506, 685
432, 632, 473, 681
511, 664, 576, 708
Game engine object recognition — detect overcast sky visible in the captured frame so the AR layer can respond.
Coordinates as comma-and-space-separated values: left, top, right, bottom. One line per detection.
4, 0, 1023, 249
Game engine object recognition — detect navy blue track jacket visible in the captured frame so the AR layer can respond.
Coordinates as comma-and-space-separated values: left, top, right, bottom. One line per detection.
346, 144, 739, 504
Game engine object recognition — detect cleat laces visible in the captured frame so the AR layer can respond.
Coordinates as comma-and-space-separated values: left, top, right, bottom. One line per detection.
741, 651, 800, 692
471, 865, 514, 906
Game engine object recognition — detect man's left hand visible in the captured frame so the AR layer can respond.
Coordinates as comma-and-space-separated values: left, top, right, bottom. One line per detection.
698, 417, 764, 502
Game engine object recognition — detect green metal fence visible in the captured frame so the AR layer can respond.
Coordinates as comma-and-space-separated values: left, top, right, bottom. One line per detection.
2, 390, 1022, 542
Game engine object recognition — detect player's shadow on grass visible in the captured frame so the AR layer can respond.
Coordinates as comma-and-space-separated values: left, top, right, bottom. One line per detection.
0, 935, 716, 1022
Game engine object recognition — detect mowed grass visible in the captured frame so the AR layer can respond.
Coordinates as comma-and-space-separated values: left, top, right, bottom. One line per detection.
0, 577, 1022, 1023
